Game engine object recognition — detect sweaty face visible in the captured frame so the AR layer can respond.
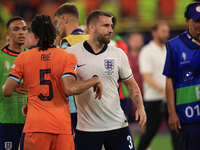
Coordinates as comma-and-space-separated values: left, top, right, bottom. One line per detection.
187, 18, 200, 38
55, 16, 66, 38
156, 24, 170, 44
7, 20, 27, 45
94, 16, 113, 45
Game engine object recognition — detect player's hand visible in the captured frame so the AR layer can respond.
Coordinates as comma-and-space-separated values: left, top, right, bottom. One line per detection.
93, 80, 103, 100
168, 112, 181, 133
14, 82, 26, 95
135, 106, 146, 128
22, 103, 28, 117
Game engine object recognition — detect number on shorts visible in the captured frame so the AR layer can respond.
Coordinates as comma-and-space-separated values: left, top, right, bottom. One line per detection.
127, 135, 133, 149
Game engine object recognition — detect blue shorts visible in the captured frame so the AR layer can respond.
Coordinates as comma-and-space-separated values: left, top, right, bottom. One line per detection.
179, 122, 200, 150
76, 126, 135, 150
0, 123, 24, 150
71, 113, 77, 135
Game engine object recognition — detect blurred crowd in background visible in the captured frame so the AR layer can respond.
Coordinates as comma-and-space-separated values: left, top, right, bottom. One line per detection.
0, 1, 198, 149
0, 0, 197, 46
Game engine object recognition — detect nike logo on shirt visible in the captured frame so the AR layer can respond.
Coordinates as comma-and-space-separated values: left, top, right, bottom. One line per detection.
77, 64, 86, 67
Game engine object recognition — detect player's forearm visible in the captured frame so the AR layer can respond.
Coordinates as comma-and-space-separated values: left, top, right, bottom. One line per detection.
123, 77, 144, 109
64, 76, 101, 96
166, 77, 176, 114
2, 77, 18, 97
129, 85, 144, 109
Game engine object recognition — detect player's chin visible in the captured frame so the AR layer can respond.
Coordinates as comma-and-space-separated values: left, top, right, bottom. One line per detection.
18, 42, 25, 46
105, 38, 111, 44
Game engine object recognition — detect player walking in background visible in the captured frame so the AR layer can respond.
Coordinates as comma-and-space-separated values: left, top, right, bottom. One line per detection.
54, 3, 89, 137
163, 1, 200, 149
2, 13, 102, 150
66, 10, 146, 150
138, 21, 183, 150
0, 16, 28, 150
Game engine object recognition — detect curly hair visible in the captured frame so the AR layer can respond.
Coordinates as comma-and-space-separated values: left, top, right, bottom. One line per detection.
31, 14, 56, 51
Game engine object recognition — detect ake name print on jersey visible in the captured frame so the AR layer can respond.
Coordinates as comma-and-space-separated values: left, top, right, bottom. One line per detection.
104, 59, 114, 75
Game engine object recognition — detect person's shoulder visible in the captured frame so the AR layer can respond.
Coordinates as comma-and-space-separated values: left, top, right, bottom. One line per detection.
167, 35, 181, 45
67, 42, 83, 52
108, 44, 128, 56
108, 44, 123, 52
140, 41, 152, 54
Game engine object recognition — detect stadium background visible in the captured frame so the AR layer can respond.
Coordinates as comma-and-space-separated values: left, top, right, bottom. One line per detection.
0, 0, 195, 149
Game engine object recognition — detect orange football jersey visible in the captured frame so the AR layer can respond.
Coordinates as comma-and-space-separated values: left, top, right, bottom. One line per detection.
9, 47, 77, 134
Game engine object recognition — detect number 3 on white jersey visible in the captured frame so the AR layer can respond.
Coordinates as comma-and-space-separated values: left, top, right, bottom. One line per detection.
127, 135, 133, 149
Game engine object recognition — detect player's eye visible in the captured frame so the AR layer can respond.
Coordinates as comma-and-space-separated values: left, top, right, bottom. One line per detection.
13, 28, 19, 31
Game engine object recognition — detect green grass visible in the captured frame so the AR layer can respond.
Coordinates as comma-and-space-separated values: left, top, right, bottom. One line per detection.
133, 133, 173, 150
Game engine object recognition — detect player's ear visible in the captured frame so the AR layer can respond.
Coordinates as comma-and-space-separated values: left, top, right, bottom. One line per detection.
63, 15, 68, 24
89, 24, 95, 33
185, 18, 190, 25
6, 31, 9, 37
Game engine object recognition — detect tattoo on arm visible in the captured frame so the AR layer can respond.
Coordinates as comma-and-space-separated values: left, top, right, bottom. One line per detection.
128, 86, 144, 108
129, 89, 133, 97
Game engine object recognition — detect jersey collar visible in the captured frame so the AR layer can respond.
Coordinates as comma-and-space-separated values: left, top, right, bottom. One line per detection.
83, 41, 108, 55
71, 29, 85, 35
180, 28, 200, 49
1, 44, 26, 56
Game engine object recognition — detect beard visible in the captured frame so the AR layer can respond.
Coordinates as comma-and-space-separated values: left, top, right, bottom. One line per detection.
95, 29, 111, 45
158, 37, 168, 45
97, 34, 111, 45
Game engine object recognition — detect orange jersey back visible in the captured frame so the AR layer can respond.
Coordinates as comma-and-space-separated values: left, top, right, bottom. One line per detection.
10, 47, 77, 134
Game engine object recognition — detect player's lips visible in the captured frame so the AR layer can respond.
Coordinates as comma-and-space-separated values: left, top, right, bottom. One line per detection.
18, 37, 25, 41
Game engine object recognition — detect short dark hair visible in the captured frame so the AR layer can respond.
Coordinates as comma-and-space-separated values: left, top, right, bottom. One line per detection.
31, 14, 56, 51
54, 3, 79, 19
86, 10, 113, 28
6, 16, 25, 30
112, 16, 116, 30
151, 21, 167, 31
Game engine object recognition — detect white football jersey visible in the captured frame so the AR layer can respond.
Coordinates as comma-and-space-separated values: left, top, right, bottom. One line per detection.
66, 41, 133, 131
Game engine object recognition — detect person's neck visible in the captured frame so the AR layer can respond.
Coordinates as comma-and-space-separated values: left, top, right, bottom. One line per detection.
129, 50, 140, 57
87, 38, 105, 54
66, 23, 80, 36
188, 29, 200, 40
8, 42, 25, 52
153, 39, 165, 49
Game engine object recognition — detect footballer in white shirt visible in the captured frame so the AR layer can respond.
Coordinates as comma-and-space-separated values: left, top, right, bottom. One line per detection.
66, 10, 146, 150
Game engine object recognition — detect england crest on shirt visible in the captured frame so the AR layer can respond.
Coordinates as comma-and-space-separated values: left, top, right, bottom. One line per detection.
104, 59, 114, 75
5, 142, 12, 150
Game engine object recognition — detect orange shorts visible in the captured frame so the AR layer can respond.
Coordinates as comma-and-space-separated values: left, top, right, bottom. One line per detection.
21, 132, 74, 150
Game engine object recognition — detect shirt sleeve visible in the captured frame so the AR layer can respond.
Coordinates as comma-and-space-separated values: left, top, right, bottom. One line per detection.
119, 50, 133, 81
162, 42, 174, 78
139, 47, 153, 74
62, 53, 77, 80
9, 53, 23, 82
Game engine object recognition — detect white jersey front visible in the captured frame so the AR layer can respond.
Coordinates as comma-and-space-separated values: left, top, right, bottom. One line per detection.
66, 41, 132, 131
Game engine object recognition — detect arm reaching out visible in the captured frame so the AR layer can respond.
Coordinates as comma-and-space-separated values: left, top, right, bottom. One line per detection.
62, 75, 103, 100
123, 76, 147, 128
2, 78, 26, 97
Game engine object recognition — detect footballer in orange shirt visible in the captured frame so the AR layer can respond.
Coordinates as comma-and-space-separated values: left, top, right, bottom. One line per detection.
2, 14, 102, 150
